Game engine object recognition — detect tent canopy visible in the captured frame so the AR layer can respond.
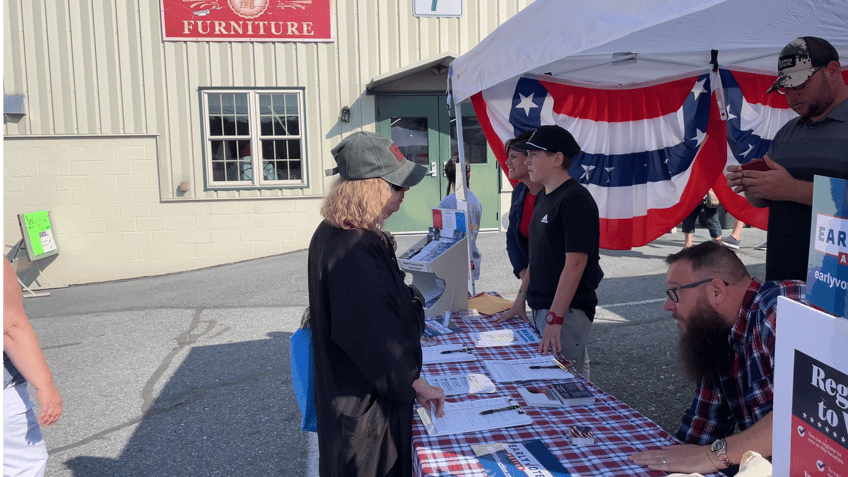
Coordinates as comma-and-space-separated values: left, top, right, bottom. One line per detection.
449, 0, 848, 103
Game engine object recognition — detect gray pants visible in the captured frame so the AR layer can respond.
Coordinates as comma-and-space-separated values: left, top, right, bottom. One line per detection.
530, 308, 592, 381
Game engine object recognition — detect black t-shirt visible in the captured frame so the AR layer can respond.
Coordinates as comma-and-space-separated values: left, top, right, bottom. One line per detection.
526, 179, 603, 320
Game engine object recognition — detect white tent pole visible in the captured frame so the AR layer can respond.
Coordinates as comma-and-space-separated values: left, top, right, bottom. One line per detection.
451, 99, 475, 296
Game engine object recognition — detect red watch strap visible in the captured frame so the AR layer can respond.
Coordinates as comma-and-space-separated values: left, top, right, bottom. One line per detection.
545, 311, 564, 325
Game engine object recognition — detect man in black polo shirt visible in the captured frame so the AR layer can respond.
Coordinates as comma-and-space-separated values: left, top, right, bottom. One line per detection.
500, 125, 603, 379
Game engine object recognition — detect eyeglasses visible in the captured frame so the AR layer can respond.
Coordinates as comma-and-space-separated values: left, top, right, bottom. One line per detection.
777, 67, 822, 95
666, 278, 725, 303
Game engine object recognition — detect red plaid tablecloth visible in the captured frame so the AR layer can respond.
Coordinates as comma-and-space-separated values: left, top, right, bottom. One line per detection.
413, 302, 710, 477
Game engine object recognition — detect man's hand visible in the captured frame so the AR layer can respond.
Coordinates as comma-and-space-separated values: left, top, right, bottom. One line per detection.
735, 154, 796, 201
725, 163, 745, 192
629, 444, 723, 474
36, 384, 63, 426
539, 323, 562, 354
497, 300, 527, 323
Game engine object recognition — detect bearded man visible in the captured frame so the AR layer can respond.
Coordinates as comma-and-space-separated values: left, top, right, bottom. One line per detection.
630, 241, 806, 474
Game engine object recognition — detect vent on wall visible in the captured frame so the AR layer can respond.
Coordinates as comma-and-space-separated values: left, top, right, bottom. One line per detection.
4, 95, 26, 115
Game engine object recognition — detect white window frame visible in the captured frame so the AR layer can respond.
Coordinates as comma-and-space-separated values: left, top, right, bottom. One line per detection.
200, 88, 307, 190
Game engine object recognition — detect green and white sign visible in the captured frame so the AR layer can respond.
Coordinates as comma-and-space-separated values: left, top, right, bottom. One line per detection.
18, 210, 59, 261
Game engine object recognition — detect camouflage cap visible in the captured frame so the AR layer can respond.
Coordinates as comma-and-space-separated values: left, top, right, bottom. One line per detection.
767, 37, 840, 94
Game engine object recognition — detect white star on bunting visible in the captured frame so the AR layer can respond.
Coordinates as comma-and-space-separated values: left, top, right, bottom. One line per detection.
691, 129, 706, 146
691, 78, 707, 100
515, 93, 538, 116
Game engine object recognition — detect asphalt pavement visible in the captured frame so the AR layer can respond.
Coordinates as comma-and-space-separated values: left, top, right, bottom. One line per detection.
22, 225, 768, 476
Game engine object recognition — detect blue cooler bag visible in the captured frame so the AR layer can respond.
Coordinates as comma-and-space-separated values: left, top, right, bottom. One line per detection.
290, 308, 317, 432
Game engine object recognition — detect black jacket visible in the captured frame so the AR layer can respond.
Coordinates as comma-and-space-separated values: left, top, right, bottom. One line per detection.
308, 221, 424, 476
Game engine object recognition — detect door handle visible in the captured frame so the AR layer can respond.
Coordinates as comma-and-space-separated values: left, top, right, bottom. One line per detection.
429, 161, 438, 177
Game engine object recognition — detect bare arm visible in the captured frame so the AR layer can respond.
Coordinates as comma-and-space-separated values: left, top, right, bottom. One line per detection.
539, 252, 587, 354
629, 412, 773, 473
3, 260, 63, 426
498, 264, 531, 323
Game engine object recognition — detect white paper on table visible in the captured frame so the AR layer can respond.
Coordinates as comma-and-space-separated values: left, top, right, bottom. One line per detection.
470, 328, 540, 347
424, 373, 496, 396
482, 356, 574, 383
421, 344, 477, 364
416, 397, 533, 436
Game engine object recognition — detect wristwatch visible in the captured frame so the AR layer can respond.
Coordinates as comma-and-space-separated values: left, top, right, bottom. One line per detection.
544, 311, 564, 325
710, 438, 733, 468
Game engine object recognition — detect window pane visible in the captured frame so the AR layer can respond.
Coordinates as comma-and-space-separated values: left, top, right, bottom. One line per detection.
221, 94, 234, 115
285, 94, 298, 115
260, 116, 272, 136
210, 140, 227, 161
236, 116, 250, 136
262, 160, 277, 180
288, 160, 302, 180
286, 139, 301, 159
208, 94, 221, 114
209, 116, 223, 136
273, 116, 287, 136
212, 162, 225, 181
450, 115, 488, 164
262, 139, 274, 160
234, 93, 248, 114
273, 94, 286, 115
286, 116, 299, 136
223, 116, 236, 136
391, 117, 428, 166
237, 140, 251, 159
275, 140, 287, 159
259, 94, 271, 114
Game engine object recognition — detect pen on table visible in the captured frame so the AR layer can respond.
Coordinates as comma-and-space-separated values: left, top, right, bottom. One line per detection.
479, 404, 521, 415
440, 347, 473, 354
529, 365, 560, 369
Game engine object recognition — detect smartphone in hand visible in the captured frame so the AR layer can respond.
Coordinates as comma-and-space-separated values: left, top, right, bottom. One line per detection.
740, 159, 770, 171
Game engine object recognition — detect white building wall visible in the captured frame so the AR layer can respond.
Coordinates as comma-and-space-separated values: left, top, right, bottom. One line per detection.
3, 0, 532, 285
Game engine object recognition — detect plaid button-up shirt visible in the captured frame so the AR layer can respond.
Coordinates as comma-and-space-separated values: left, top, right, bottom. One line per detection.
676, 278, 807, 445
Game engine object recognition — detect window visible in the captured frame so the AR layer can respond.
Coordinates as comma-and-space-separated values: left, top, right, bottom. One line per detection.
202, 88, 306, 189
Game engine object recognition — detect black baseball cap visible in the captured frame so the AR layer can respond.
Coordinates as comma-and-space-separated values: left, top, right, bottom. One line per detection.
513, 125, 581, 158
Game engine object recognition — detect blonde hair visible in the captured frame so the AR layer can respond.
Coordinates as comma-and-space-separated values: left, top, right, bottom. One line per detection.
321, 177, 389, 230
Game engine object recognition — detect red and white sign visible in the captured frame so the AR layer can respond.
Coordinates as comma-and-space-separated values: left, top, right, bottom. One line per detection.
160, 0, 334, 42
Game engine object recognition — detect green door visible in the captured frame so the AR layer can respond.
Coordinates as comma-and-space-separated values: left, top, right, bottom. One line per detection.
376, 95, 500, 233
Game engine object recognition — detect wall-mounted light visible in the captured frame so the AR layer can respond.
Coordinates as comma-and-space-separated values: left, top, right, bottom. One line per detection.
339, 106, 351, 123
4, 94, 26, 116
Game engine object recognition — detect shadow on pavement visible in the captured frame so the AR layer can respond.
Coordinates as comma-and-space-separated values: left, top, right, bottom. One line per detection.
63, 331, 306, 476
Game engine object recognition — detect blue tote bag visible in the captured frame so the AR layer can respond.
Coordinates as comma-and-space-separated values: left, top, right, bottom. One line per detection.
290, 308, 317, 432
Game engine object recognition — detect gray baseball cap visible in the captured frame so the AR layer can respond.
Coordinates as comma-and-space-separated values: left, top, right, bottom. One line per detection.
767, 36, 839, 94
328, 132, 427, 188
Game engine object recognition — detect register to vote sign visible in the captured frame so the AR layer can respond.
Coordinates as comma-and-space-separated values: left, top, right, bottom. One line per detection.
807, 175, 848, 318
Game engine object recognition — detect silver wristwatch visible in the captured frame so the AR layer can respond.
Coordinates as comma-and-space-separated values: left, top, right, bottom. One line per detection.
710, 438, 733, 468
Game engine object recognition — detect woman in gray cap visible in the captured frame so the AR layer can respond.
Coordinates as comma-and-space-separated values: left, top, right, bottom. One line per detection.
307, 132, 445, 477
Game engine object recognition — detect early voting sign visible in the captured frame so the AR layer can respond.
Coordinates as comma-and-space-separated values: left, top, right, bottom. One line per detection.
807, 176, 848, 318
18, 210, 59, 261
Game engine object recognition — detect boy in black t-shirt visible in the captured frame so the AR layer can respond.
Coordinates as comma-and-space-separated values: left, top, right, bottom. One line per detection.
499, 125, 603, 379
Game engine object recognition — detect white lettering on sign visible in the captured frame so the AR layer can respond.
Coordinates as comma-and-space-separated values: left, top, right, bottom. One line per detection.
815, 214, 848, 257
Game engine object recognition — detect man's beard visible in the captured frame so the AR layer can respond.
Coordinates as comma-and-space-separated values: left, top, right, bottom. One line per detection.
678, 300, 735, 384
